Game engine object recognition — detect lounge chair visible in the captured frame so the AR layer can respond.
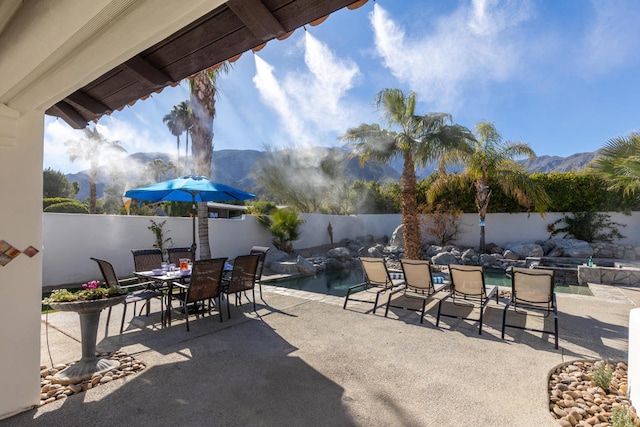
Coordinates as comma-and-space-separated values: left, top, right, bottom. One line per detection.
343, 257, 405, 314
249, 246, 270, 299
91, 257, 163, 334
501, 267, 558, 349
222, 254, 261, 319
385, 259, 448, 323
436, 264, 498, 335
168, 258, 227, 331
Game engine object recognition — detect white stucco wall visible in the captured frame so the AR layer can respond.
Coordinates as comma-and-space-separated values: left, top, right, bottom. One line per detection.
43, 214, 272, 287
42, 210, 640, 288
0, 111, 43, 417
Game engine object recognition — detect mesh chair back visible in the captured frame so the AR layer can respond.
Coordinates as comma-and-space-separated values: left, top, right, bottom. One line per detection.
132, 249, 163, 272
400, 259, 434, 292
360, 257, 392, 288
167, 247, 194, 265
449, 264, 486, 297
91, 257, 119, 287
249, 246, 270, 281
226, 254, 260, 294
511, 267, 554, 306
187, 258, 227, 304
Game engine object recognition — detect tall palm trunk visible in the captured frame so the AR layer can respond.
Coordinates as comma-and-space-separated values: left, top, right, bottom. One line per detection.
89, 167, 97, 214
401, 150, 422, 259
475, 170, 491, 253
190, 71, 215, 259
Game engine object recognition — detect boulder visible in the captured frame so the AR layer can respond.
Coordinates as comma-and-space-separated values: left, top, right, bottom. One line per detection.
503, 249, 519, 260
269, 261, 300, 274
324, 258, 351, 270
506, 243, 544, 258
461, 248, 477, 260
366, 247, 383, 258
264, 248, 289, 267
389, 225, 404, 247
542, 240, 557, 255
424, 245, 443, 257
296, 255, 316, 274
551, 239, 593, 258
327, 247, 352, 260
431, 252, 457, 265
547, 246, 564, 257
479, 253, 500, 265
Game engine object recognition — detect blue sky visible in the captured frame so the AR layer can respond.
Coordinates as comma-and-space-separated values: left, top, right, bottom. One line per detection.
44, 0, 640, 174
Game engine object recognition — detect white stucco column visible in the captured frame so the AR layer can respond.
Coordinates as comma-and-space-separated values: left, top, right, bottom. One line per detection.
0, 108, 43, 418
629, 308, 640, 407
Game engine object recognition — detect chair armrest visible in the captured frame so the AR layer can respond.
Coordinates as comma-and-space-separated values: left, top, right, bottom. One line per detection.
173, 281, 189, 290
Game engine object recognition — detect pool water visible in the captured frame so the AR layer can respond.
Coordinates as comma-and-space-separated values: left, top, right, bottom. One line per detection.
484, 270, 593, 296
265, 267, 365, 297
266, 267, 593, 297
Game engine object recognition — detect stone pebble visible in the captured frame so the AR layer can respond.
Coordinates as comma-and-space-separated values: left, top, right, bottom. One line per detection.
38, 352, 145, 407
549, 360, 639, 426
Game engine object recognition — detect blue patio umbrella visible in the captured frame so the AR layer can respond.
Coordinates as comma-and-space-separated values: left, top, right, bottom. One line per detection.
124, 175, 256, 251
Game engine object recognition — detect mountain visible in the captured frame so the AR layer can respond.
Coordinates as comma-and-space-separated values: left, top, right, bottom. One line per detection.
65, 148, 598, 201
67, 147, 401, 201
519, 151, 599, 173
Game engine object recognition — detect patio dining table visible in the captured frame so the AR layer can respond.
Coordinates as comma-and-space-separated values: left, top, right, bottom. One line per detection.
134, 262, 233, 326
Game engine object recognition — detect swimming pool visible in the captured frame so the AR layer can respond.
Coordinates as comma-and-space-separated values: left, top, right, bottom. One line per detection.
264, 267, 592, 297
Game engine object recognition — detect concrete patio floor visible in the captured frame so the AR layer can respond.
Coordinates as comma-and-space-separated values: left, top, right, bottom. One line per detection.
2, 282, 638, 426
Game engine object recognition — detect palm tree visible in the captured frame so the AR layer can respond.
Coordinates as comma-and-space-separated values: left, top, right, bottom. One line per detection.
590, 132, 640, 196
430, 121, 550, 252
188, 62, 231, 259
65, 126, 127, 214
163, 105, 186, 174
341, 89, 473, 259
146, 158, 176, 182
177, 101, 193, 173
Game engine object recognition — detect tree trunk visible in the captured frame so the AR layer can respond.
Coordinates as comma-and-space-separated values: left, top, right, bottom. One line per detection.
401, 150, 422, 259
189, 71, 215, 260
89, 167, 97, 214
475, 176, 491, 253
175, 135, 181, 176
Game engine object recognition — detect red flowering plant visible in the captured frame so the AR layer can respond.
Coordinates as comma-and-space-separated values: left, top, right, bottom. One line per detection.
43, 280, 126, 304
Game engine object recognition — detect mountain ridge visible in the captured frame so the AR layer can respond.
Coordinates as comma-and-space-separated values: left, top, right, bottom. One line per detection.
64, 148, 599, 201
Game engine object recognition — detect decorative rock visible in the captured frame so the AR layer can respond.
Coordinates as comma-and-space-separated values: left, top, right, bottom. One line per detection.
296, 255, 316, 274
327, 247, 352, 260
366, 247, 383, 258
389, 225, 404, 247
263, 248, 289, 267
551, 239, 594, 258
505, 243, 544, 258
431, 252, 457, 265
503, 249, 519, 260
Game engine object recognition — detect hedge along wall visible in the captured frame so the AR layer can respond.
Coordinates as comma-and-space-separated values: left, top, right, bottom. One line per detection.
43, 211, 640, 287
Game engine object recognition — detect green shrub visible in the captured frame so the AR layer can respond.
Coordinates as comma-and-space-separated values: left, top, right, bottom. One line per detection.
44, 201, 89, 214
550, 211, 626, 243
258, 208, 304, 253
611, 406, 637, 427
593, 361, 613, 391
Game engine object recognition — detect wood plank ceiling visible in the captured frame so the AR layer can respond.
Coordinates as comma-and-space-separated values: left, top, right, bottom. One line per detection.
46, 0, 362, 129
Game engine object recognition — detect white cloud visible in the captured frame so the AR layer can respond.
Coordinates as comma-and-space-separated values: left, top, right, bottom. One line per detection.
253, 32, 361, 146
580, 0, 640, 74
370, 1, 534, 111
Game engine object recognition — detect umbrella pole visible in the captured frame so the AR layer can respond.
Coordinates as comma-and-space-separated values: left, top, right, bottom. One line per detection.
191, 196, 197, 253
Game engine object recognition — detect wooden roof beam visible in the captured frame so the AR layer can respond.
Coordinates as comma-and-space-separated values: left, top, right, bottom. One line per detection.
123, 55, 174, 87
66, 91, 110, 115
227, 0, 286, 41
46, 101, 89, 129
